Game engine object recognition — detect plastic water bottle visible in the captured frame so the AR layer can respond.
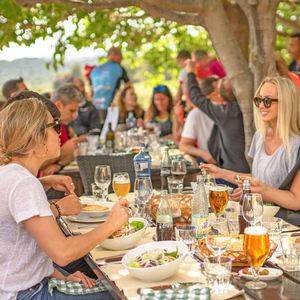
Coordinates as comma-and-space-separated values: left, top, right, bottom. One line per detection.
156, 190, 173, 241
126, 111, 136, 130
133, 143, 151, 178
191, 175, 209, 239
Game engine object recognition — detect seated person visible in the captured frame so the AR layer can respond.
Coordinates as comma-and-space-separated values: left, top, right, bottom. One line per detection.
201, 76, 300, 226
144, 85, 179, 140
1, 77, 28, 99
68, 77, 101, 140
0, 98, 130, 299
112, 85, 144, 126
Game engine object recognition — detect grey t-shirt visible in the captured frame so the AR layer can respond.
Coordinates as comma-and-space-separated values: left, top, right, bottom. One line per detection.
0, 164, 54, 300
249, 130, 300, 188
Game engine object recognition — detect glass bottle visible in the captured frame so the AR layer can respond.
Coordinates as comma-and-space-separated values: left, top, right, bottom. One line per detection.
191, 175, 209, 239
156, 190, 173, 241
160, 147, 172, 191
105, 122, 114, 154
239, 179, 251, 234
126, 111, 137, 130
133, 143, 151, 178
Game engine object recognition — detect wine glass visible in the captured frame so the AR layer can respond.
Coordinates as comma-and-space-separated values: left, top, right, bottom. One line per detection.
209, 184, 229, 221
134, 177, 153, 219
203, 174, 216, 197
243, 226, 269, 290
205, 216, 231, 258
94, 165, 111, 200
112, 172, 130, 200
171, 159, 187, 184
242, 193, 264, 226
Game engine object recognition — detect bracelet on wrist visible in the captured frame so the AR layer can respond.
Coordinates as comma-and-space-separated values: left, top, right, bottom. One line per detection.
50, 201, 61, 220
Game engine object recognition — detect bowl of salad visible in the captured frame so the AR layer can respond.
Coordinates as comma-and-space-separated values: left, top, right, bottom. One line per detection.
100, 217, 148, 250
122, 241, 188, 282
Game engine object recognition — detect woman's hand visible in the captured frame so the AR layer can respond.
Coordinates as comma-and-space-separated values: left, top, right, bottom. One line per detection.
57, 195, 81, 216
106, 198, 130, 232
230, 187, 242, 202
200, 163, 223, 178
237, 176, 266, 195
65, 271, 96, 289
47, 175, 75, 195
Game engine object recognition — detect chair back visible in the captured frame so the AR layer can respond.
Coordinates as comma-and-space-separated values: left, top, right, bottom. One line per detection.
77, 153, 136, 195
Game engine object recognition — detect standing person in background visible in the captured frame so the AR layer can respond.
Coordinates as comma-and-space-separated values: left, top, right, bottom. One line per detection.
111, 85, 144, 126
192, 49, 226, 79
287, 33, 300, 75
67, 77, 101, 141
144, 85, 179, 140
1, 77, 28, 99
191, 49, 211, 81
90, 47, 131, 125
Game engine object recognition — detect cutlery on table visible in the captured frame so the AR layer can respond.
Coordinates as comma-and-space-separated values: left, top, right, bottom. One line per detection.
96, 254, 126, 262
137, 282, 202, 294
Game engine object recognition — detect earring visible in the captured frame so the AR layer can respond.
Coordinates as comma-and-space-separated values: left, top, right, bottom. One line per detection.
34, 144, 48, 157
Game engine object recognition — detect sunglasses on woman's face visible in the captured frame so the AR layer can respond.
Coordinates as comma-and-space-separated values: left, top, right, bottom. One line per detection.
253, 97, 278, 108
46, 118, 61, 134
153, 85, 167, 92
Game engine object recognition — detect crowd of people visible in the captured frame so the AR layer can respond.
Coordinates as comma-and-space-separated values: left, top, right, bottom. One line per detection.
0, 33, 300, 298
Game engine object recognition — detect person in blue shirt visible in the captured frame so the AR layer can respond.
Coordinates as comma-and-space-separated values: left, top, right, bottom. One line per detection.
89, 47, 131, 125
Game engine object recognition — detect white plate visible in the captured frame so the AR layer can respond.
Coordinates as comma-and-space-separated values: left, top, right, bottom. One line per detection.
65, 214, 108, 223
239, 268, 283, 281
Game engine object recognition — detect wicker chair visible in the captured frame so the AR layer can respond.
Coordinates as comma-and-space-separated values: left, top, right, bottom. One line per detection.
76, 153, 136, 195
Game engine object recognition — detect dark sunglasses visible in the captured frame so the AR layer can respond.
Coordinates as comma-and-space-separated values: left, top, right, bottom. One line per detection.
46, 118, 61, 134
153, 85, 167, 92
253, 97, 278, 108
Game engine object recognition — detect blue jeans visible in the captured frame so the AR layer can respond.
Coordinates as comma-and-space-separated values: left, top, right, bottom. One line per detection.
16, 277, 113, 300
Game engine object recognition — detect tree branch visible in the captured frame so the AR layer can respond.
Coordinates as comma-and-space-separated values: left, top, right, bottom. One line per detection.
13, 0, 136, 11
276, 30, 292, 36
276, 13, 300, 32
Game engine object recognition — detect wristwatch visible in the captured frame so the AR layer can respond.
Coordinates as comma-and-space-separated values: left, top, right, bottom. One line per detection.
55, 161, 64, 171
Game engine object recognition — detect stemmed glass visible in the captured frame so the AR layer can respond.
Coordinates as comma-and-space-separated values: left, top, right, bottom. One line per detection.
209, 184, 229, 221
203, 174, 216, 198
134, 177, 153, 219
243, 226, 269, 290
242, 193, 264, 226
112, 172, 130, 200
94, 165, 111, 201
206, 216, 231, 258
171, 159, 187, 181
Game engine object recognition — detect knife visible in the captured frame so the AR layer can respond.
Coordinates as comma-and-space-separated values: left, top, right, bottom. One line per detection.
95, 254, 126, 262
137, 282, 202, 294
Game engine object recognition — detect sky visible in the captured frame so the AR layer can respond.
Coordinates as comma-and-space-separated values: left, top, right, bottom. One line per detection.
0, 36, 105, 61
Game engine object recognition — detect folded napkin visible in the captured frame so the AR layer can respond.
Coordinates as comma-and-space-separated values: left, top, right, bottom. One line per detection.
140, 286, 210, 300
48, 278, 107, 296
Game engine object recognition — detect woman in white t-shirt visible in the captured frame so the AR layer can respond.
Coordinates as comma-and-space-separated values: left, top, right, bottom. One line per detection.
200, 76, 300, 222
0, 99, 129, 300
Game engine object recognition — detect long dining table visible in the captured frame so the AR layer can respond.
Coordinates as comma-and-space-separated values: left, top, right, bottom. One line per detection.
63, 198, 300, 300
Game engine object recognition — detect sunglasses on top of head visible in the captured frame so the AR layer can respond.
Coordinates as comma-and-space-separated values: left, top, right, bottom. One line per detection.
153, 86, 167, 92
253, 97, 278, 108
46, 118, 62, 134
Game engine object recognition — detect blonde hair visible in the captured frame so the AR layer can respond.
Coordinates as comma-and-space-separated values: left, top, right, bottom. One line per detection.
112, 86, 144, 123
253, 76, 300, 155
0, 98, 48, 165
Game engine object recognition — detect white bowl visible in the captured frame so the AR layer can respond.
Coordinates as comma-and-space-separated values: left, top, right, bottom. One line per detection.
262, 205, 280, 220
80, 201, 114, 218
100, 217, 148, 250
122, 241, 188, 282
191, 182, 234, 194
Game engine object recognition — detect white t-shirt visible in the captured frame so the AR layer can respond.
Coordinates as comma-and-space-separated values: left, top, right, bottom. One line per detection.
0, 164, 54, 300
249, 130, 300, 188
181, 108, 214, 151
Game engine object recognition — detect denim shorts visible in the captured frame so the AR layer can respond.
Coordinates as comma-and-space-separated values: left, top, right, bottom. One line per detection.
16, 278, 49, 300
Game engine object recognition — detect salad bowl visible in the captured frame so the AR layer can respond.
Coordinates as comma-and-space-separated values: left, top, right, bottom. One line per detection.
122, 241, 188, 282
100, 217, 148, 250
79, 200, 114, 218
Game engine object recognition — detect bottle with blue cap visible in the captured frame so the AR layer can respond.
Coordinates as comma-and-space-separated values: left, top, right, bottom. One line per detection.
133, 143, 151, 178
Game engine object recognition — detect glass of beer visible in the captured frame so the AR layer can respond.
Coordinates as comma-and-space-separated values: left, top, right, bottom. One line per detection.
112, 172, 130, 200
209, 184, 229, 221
243, 226, 269, 290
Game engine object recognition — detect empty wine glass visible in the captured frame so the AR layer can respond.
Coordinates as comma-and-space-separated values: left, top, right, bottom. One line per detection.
206, 216, 231, 258
203, 174, 216, 197
94, 165, 111, 200
242, 193, 264, 226
134, 177, 153, 219
112, 172, 130, 199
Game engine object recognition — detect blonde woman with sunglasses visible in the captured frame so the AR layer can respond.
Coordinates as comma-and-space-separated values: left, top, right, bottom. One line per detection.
0, 99, 129, 299
200, 77, 300, 225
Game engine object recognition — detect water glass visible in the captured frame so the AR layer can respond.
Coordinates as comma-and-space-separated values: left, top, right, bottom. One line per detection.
204, 256, 232, 294
86, 135, 98, 151
281, 237, 300, 271
263, 217, 283, 244
225, 207, 239, 234
77, 142, 88, 155
91, 182, 108, 201
175, 225, 197, 257
167, 177, 183, 194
